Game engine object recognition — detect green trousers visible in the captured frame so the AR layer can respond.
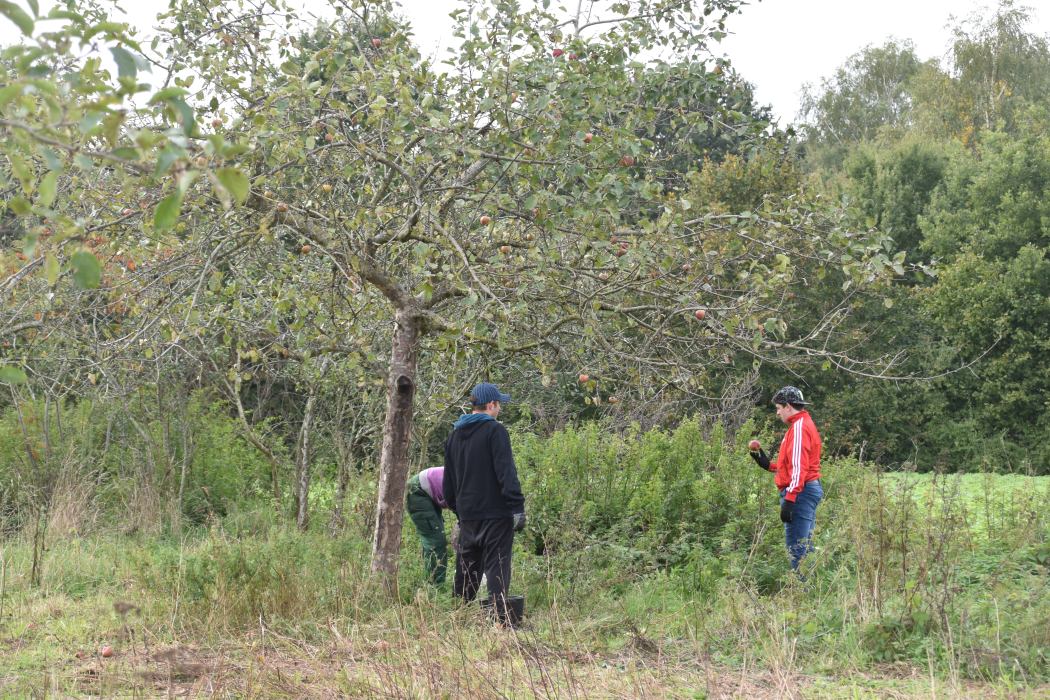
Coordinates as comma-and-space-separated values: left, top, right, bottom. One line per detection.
406, 474, 447, 585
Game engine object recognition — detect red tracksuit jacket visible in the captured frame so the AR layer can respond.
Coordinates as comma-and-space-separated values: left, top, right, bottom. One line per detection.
773, 410, 822, 502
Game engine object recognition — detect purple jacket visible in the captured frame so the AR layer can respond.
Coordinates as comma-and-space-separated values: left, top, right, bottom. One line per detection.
418, 467, 447, 508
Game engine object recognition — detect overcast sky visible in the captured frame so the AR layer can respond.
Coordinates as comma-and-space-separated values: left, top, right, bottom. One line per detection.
2, 0, 1048, 124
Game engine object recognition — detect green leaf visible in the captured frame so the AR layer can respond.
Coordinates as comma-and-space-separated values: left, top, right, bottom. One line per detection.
8, 196, 31, 215
169, 97, 196, 135
83, 21, 130, 41
71, 250, 101, 289
0, 83, 22, 107
215, 167, 249, 204
0, 365, 27, 384
110, 46, 136, 79
148, 86, 188, 104
37, 170, 57, 207
44, 252, 59, 285
155, 145, 183, 176
153, 191, 183, 231
0, 1, 34, 36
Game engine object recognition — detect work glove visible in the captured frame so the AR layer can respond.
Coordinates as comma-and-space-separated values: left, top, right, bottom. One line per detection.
780, 499, 794, 524
512, 512, 527, 532
749, 448, 771, 471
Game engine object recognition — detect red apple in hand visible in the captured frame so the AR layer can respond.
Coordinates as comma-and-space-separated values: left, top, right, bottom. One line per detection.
748, 439, 761, 452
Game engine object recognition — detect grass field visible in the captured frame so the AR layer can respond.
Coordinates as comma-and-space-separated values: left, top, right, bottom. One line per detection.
0, 469, 1046, 698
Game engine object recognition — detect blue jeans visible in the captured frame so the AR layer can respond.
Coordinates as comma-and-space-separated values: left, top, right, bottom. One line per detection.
780, 480, 823, 571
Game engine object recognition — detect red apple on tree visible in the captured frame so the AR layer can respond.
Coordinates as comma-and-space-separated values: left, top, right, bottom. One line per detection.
578, 373, 589, 383
371, 37, 382, 48
694, 309, 706, 320
552, 48, 564, 58
619, 155, 635, 167
583, 132, 593, 143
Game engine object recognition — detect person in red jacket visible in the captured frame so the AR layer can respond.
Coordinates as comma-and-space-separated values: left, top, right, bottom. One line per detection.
749, 386, 823, 572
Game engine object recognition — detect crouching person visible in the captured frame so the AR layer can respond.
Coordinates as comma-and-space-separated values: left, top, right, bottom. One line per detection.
406, 466, 449, 586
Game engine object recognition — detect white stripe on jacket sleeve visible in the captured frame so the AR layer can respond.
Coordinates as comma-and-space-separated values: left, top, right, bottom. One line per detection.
788, 419, 803, 493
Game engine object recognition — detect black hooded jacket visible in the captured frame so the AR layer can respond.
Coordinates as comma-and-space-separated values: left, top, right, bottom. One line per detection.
444, 418, 525, 521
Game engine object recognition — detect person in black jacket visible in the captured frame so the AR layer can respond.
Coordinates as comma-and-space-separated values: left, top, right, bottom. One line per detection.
444, 382, 526, 624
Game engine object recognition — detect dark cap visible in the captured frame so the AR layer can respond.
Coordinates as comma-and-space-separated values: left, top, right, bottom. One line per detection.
470, 382, 511, 406
772, 386, 809, 406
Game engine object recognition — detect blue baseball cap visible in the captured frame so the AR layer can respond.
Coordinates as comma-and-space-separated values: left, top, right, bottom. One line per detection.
470, 382, 511, 406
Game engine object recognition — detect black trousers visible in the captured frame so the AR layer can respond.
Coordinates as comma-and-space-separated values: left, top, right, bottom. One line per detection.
454, 517, 515, 613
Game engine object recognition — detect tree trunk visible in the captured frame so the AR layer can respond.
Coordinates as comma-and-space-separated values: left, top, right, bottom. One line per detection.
295, 389, 318, 531
370, 309, 421, 590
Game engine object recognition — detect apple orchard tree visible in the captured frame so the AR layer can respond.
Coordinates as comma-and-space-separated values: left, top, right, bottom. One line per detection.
1, 0, 902, 588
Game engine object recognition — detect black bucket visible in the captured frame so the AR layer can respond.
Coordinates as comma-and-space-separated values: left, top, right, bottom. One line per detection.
481, 594, 525, 627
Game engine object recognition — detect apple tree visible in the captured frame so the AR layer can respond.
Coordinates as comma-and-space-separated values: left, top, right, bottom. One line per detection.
1, 0, 904, 589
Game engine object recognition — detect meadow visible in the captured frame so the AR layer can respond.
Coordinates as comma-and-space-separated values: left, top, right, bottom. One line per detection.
0, 421, 1046, 698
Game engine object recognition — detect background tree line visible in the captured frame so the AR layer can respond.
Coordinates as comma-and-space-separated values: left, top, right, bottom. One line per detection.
794, 0, 1050, 472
